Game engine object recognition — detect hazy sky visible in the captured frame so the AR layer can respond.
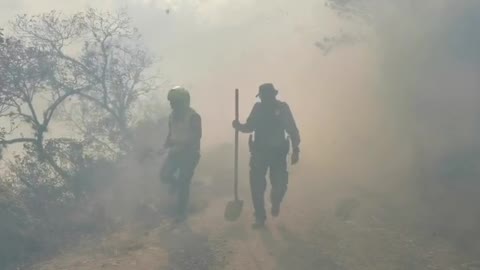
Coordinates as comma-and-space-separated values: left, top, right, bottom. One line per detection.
0, 0, 336, 82
1, 0, 346, 147
4, 0, 478, 161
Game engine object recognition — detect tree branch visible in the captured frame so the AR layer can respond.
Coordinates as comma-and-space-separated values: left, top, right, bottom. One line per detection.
25, 95, 41, 127
43, 85, 90, 127
100, 34, 111, 106
5, 98, 37, 124
59, 105, 118, 156
0, 137, 36, 146
77, 92, 119, 121
40, 145, 71, 181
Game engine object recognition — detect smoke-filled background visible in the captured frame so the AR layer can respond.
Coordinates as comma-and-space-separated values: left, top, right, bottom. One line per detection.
1, 0, 480, 269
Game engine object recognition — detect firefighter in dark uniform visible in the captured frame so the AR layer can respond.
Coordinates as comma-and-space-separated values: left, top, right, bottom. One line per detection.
160, 86, 202, 223
232, 83, 300, 228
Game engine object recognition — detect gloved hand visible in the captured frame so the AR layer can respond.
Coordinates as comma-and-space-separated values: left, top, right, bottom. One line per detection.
291, 149, 300, 165
163, 140, 172, 149
232, 120, 241, 130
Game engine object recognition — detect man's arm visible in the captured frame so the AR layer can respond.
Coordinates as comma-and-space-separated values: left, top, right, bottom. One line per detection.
190, 113, 202, 142
235, 103, 258, 133
164, 117, 172, 148
283, 103, 300, 152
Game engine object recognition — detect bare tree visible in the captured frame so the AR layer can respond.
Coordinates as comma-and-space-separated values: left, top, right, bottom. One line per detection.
1, 9, 159, 174
11, 9, 158, 156
0, 10, 161, 268
0, 33, 90, 181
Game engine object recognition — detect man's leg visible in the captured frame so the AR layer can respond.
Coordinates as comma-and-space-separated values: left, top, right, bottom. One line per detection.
160, 154, 180, 217
269, 151, 288, 217
160, 154, 179, 194
175, 152, 200, 222
160, 155, 179, 194
249, 151, 269, 226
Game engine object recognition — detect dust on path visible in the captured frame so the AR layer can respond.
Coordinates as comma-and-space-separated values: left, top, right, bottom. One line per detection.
29, 169, 478, 270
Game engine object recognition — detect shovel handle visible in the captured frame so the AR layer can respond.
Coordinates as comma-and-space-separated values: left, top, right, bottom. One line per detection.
234, 88, 239, 201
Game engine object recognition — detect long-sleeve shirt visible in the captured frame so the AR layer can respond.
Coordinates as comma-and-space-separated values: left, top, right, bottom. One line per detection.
238, 100, 300, 151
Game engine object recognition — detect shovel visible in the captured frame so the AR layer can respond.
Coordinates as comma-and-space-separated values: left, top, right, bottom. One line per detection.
224, 88, 244, 221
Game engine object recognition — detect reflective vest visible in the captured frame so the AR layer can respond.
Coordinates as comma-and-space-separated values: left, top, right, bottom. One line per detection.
169, 108, 197, 149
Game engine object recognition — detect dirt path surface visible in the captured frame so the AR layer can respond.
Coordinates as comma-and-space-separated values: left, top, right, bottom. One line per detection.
30, 163, 479, 270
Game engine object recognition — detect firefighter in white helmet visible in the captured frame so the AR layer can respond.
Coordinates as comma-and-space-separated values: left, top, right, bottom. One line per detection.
161, 86, 202, 223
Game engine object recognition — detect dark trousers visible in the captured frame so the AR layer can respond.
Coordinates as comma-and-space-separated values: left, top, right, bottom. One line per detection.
249, 148, 288, 222
160, 151, 200, 219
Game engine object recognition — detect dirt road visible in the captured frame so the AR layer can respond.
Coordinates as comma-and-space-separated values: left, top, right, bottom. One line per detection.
32, 180, 477, 270
31, 148, 479, 270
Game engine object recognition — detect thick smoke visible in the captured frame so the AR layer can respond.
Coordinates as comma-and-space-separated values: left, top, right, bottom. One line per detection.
1, 0, 480, 266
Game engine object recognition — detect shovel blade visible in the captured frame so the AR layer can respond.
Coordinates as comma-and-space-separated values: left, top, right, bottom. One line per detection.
224, 200, 244, 221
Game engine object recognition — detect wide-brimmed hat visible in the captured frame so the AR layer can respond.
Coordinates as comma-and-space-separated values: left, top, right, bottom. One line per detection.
256, 83, 278, 97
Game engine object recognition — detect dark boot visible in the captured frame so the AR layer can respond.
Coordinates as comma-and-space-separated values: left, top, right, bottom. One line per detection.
252, 219, 266, 229
270, 153, 288, 219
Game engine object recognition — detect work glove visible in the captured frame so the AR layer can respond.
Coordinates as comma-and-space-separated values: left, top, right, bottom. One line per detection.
232, 120, 241, 130
291, 149, 300, 165
163, 139, 172, 149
